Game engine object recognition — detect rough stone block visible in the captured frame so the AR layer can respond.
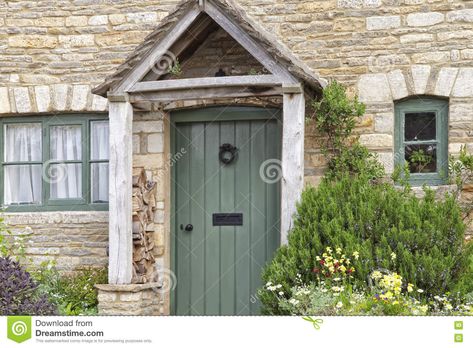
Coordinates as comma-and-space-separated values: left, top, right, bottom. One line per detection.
34, 85, 51, 112
446, 9, 473, 23
59, 34, 95, 48
13, 87, 32, 113
438, 30, 473, 41
147, 133, 164, 153
434, 68, 458, 97
359, 134, 393, 148
133, 121, 163, 133
52, 84, 69, 111
357, 73, 392, 103
337, 0, 381, 8
366, 16, 400, 30
109, 14, 126, 25
89, 15, 108, 26
0, 87, 10, 114
406, 12, 444, 27
387, 70, 408, 100
66, 16, 88, 27
412, 51, 450, 64
91, 94, 108, 111
374, 113, 394, 133
126, 12, 158, 24
71, 85, 90, 111
9, 35, 58, 48
452, 68, 473, 97
449, 103, 473, 123
410, 65, 431, 95
400, 33, 433, 44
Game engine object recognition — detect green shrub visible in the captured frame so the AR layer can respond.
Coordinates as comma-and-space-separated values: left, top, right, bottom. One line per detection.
325, 143, 385, 181
261, 174, 473, 314
33, 265, 107, 315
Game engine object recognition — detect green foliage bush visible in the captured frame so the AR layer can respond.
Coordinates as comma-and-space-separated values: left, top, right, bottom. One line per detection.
260, 174, 473, 314
33, 265, 107, 315
309, 80, 365, 154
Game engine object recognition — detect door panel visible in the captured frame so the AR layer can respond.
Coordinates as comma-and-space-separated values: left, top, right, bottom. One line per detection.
173, 108, 281, 315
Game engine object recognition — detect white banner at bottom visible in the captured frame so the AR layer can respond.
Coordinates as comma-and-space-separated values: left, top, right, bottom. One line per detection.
0, 316, 469, 348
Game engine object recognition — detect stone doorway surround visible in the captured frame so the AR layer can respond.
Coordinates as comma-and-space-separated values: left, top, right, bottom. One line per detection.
92, 0, 325, 315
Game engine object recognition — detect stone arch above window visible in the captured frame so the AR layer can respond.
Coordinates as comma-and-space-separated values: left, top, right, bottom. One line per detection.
357, 65, 473, 103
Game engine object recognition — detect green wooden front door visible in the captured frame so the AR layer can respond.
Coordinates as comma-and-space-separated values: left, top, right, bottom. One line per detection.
171, 107, 281, 315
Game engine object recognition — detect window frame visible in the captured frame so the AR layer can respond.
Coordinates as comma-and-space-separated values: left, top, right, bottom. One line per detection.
0, 114, 109, 212
394, 97, 449, 186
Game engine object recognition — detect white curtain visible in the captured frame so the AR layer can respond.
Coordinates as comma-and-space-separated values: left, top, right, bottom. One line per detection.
4, 123, 42, 205
91, 121, 109, 203
50, 125, 82, 199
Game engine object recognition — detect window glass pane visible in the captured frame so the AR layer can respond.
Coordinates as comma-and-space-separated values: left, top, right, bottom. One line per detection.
91, 121, 109, 160
404, 112, 436, 141
405, 144, 437, 173
4, 164, 42, 205
49, 163, 82, 199
4, 123, 42, 162
50, 125, 82, 161
91, 163, 109, 203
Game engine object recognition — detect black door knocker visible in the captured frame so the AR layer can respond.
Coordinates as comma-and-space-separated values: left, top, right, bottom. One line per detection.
219, 143, 238, 165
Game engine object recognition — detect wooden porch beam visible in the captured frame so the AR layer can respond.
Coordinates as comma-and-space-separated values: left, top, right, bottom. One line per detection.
128, 75, 281, 93
108, 100, 134, 284
129, 85, 282, 102
280, 90, 305, 244
113, 7, 202, 94
205, 1, 298, 84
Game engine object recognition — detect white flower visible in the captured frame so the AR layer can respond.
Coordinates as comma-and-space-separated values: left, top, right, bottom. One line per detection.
276, 284, 282, 289
336, 301, 343, 308
333, 277, 341, 282
278, 291, 284, 296
289, 298, 300, 306
417, 289, 424, 293
446, 304, 453, 311
391, 252, 397, 261
265, 281, 272, 287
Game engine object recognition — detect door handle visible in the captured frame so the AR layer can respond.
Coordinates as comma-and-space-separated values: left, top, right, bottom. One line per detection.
180, 224, 193, 232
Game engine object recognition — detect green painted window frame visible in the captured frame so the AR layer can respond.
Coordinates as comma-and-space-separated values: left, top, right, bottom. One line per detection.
394, 97, 449, 186
0, 114, 109, 212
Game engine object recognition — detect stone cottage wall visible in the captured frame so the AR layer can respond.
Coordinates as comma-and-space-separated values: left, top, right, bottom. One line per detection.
1, 0, 473, 313
3, 212, 108, 271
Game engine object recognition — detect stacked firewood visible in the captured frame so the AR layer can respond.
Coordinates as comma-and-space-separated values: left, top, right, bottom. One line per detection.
132, 167, 158, 284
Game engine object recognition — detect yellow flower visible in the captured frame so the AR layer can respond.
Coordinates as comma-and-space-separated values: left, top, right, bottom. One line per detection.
407, 283, 414, 293
371, 271, 382, 280
326, 247, 332, 253
352, 251, 360, 260
336, 247, 342, 254
391, 252, 397, 261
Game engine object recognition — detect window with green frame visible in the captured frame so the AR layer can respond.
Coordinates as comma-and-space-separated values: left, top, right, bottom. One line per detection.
0, 115, 109, 211
394, 97, 449, 186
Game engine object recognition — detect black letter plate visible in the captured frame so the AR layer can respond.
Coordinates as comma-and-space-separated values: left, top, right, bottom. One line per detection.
212, 213, 243, 226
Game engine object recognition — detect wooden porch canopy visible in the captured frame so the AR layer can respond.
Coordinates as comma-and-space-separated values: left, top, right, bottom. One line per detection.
92, 0, 325, 285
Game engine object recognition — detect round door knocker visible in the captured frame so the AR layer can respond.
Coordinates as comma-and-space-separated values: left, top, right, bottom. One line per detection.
219, 143, 238, 165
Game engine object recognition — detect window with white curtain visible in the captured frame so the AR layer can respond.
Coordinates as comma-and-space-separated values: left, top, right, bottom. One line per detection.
1, 116, 109, 211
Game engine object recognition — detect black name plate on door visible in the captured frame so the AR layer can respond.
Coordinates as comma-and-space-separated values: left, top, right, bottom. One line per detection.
212, 213, 243, 226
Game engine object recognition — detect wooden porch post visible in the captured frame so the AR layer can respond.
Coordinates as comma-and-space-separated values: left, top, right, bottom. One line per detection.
108, 97, 133, 284
281, 87, 305, 244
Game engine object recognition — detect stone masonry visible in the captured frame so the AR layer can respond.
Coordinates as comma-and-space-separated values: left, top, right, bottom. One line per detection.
1, 0, 473, 314
3, 211, 108, 271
